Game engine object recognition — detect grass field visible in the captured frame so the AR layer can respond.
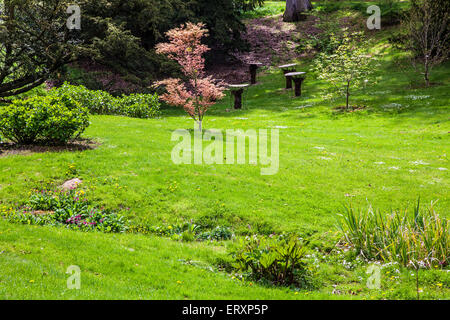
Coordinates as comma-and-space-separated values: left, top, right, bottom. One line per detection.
0, 2, 449, 300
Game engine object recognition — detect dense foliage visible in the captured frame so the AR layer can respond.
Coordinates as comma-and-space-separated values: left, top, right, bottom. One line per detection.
80, 0, 260, 52
231, 235, 311, 287
0, 0, 264, 97
0, 0, 84, 97
74, 0, 264, 86
0, 94, 89, 144
52, 83, 161, 119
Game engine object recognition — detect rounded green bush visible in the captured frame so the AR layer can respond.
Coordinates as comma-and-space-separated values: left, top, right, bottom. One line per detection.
0, 95, 90, 145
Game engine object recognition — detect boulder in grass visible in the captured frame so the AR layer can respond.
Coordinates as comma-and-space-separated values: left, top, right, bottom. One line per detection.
61, 178, 82, 191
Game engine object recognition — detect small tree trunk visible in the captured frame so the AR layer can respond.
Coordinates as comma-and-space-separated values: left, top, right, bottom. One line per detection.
346, 82, 350, 109
424, 59, 430, 87
424, 73, 430, 87
283, 0, 312, 22
197, 120, 202, 132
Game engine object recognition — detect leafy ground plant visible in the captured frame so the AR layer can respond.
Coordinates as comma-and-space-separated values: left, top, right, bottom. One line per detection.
0, 189, 128, 233
128, 220, 233, 242
230, 234, 312, 287
338, 200, 449, 269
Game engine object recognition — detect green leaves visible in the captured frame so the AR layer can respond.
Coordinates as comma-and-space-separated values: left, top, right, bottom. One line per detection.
4, 189, 129, 233
313, 32, 376, 108
231, 234, 310, 286
0, 0, 83, 97
51, 83, 161, 119
338, 201, 449, 269
0, 93, 89, 144
119, 93, 161, 119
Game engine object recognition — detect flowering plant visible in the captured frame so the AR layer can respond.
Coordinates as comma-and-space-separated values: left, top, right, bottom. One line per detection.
7, 189, 129, 233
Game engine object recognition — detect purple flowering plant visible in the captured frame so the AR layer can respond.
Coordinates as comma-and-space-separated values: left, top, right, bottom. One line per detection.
17, 189, 128, 233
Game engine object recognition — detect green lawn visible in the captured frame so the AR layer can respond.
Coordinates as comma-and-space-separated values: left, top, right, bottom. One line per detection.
0, 4, 449, 300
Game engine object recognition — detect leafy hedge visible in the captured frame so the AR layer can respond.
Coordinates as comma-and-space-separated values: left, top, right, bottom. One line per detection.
0, 94, 89, 145
119, 93, 161, 118
51, 83, 161, 119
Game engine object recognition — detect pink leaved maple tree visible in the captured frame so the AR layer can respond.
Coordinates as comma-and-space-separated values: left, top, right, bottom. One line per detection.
155, 22, 225, 131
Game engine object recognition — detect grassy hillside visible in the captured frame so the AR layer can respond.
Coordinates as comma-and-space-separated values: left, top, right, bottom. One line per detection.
0, 1, 448, 300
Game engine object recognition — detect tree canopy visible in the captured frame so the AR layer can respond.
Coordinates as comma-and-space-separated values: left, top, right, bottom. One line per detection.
0, 0, 266, 97
0, 0, 84, 97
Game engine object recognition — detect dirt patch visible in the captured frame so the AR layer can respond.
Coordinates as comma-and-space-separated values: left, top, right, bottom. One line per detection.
205, 52, 249, 85
235, 14, 320, 65
0, 138, 99, 158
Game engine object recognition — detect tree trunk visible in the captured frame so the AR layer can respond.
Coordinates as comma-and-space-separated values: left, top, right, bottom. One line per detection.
424, 58, 430, 87
346, 82, 350, 109
283, 0, 312, 22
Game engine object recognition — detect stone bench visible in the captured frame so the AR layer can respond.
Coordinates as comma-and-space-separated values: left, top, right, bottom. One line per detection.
278, 63, 298, 89
284, 72, 306, 97
228, 84, 250, 109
